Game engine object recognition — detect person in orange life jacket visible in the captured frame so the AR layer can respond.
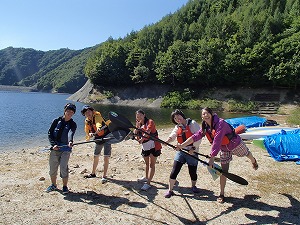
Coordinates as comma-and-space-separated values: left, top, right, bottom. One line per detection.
81, 105, 128, 183
177, 107, 258, 203
134, 109, 162, 191
163, 109, 201, 198
46, 103, 77, 194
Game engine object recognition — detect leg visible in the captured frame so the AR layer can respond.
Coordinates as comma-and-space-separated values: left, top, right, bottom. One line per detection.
102, 143, 112, 178
60, 151, 71, 193
218, 162, 229, 203
92, 155, 100, 175
247, 152, 258, 170
146, 154, 157, 185
168, 160, 184, 191
49, 150, 60, 187
234, 141, 258, 170
62, 177, 68, 187
143, 156, 150, 180
188, 165, 198, 187
103, 156, 109, 178
50, 175, 57, 186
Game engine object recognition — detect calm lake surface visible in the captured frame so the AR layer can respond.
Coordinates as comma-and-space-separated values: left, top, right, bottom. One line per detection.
0, 91, 247, 152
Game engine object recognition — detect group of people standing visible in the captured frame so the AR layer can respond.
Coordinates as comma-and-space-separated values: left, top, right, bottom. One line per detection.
46, 103, 258, 203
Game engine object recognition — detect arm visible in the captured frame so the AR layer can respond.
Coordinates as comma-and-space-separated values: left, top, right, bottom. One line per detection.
94, 113, 107, 136
48, 118, 58, 146
68, 121, 77, 147
208, 120, 228, 167
84, 120, 91, 141
189, 120, 201, 148
165, 126, 178, 143
210, 120, 227, 157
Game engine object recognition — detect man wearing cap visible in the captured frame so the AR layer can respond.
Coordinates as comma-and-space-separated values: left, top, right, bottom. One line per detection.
81, 105, 128, 183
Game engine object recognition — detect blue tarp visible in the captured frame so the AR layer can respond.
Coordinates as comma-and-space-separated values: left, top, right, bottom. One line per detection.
263, 129, 300, 162
225, 116, 267, 129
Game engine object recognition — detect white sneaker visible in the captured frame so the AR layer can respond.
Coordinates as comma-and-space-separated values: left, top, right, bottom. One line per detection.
101, 177, 108, 184
137, 177, 147, 182
141, 183, 151, 191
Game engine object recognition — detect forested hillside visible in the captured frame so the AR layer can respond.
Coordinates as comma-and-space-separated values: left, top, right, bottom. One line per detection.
85, 0, 300, 89
0, 46, 95, 93
1, 0, 299, 95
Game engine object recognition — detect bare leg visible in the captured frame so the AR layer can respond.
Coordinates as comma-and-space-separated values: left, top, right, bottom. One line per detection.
191, 180, 197, 187
247, 152, 257, 164
220, 163, 229, 197
143, 156, 150, 180
103, 156, 110, 177
91, 155, 100, 175
62, 177, 68, 187
168, 179, 177, 191
50, 175, 57, 186
146, 154, 157, 185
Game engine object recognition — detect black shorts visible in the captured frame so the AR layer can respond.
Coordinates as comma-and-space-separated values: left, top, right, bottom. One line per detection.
141, 148, 161, 157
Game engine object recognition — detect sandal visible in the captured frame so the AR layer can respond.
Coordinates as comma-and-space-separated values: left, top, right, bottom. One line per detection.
84, 173, 96, 178
252, 158, 258, 170
217, 195, 225, 203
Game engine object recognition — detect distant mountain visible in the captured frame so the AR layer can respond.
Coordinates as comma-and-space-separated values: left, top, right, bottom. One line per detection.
0, 46, 96, 93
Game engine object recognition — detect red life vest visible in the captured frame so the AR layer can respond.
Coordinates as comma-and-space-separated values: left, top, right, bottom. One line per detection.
177, 119, 193, 144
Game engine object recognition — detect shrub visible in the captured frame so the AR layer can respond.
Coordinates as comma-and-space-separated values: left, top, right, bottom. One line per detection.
227, 100, 257, 112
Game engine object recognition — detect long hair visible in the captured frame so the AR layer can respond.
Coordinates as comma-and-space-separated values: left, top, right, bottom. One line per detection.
136, 109, 149, 125
171, 109, 186, 125
201, 107, 214, 132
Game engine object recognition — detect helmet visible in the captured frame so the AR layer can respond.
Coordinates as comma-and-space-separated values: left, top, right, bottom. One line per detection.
64, 103, 76, 113
81, 105, 94, 116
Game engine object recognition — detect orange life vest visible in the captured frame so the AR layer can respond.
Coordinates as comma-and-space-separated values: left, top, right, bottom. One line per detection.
177, 119, 193, 144
205, 123, 237, 146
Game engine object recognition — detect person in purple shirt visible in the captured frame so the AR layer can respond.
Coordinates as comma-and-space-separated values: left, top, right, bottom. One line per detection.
177, 107, 258, 203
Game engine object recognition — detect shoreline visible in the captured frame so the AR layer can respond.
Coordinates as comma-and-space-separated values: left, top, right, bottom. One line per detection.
1, 126, 299, 224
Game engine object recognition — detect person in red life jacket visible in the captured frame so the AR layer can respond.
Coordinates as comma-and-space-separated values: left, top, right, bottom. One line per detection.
163, 109, 201, 198
133, 109, 162, 191
81, 105, 128, 184
46, 103, 77, 194
177, 107, 258, 203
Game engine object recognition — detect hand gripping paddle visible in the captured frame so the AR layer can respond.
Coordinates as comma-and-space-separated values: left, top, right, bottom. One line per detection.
108, 111, 248, 185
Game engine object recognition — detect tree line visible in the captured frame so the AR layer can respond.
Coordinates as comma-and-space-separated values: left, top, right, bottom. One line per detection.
0, 0, 299, 94
85, 0, 300, 90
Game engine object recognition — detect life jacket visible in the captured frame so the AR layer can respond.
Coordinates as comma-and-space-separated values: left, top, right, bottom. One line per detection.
140, 119, 162, 150
53, 117, 75, 142
205, 122, 236, 146
177, 119, 193, 144
86, 112, 110, 138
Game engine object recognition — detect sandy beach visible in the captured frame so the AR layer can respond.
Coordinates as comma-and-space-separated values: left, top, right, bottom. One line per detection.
1, 123, 300, 224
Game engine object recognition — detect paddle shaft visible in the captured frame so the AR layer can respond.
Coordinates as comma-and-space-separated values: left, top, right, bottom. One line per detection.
42, 137, 113, 151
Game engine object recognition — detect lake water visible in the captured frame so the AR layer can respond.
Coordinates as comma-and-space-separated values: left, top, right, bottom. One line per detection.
0, 91, 247, 153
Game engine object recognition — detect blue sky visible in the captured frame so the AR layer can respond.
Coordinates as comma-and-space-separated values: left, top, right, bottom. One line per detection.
0, 0, 188, 51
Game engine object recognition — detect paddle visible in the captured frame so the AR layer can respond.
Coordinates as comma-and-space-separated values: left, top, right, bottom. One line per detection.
40, 137, 113, 152
108, 111, 248, 185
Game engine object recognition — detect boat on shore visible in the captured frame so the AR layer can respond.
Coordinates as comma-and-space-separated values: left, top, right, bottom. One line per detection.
239, 127, 298, 140
252, 129, 300, 162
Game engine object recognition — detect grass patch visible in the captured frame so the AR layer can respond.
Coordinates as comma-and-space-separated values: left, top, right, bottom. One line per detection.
286, 106, 300, 126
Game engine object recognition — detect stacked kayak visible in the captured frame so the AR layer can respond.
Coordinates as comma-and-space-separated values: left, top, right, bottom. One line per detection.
253, 129, 300, 162
225, 116, 268, 129
239, 127, 298, 140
